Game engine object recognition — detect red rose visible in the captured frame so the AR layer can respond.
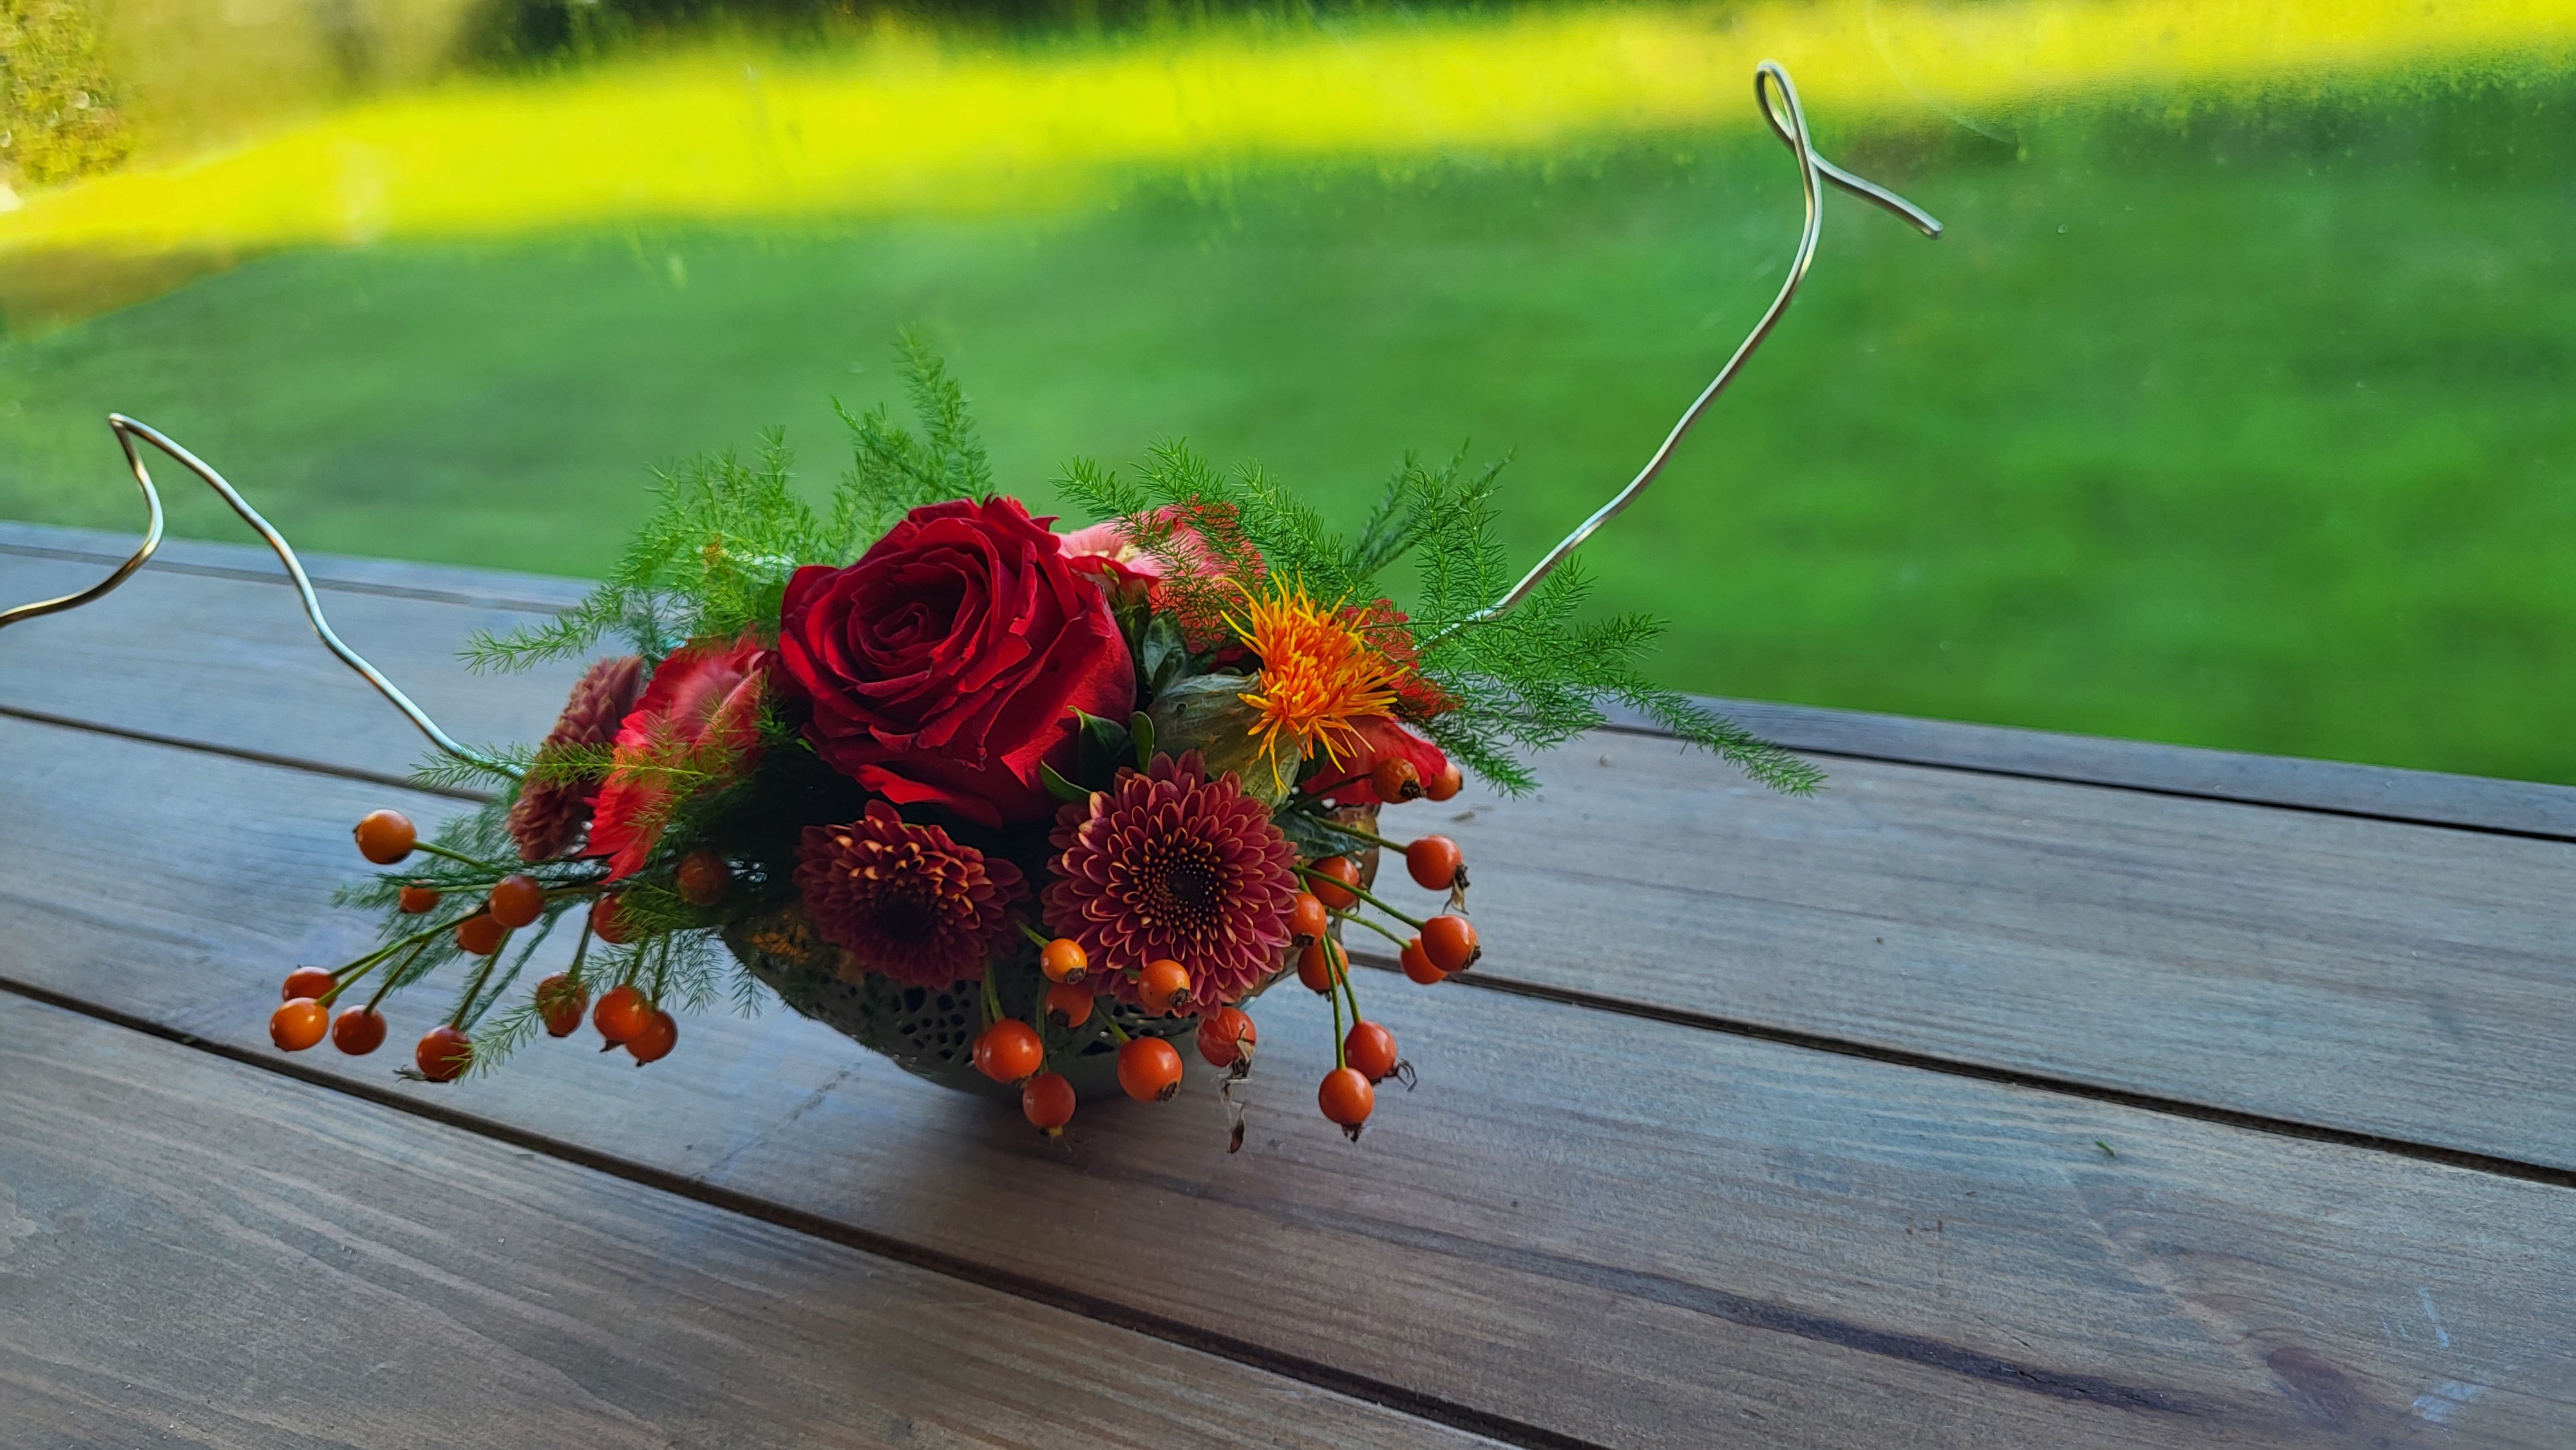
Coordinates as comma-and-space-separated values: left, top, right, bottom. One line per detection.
776, 496, 1135, 829
588, 634, 770, 880
1303, 715, 1451, 808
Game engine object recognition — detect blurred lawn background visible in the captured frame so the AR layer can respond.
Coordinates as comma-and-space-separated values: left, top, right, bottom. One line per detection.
1, 0, 2571, 782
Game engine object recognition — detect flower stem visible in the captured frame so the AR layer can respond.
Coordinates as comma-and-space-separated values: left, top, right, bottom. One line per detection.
1294, 865, 1427, 931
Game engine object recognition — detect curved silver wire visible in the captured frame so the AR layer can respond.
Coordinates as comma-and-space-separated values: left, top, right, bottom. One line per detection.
1461, 61, 1940, 627
0, 413, 515, 777
0, 424, 166, 629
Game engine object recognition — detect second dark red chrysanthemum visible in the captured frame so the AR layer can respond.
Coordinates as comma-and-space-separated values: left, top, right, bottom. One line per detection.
796, 800, 1027, 987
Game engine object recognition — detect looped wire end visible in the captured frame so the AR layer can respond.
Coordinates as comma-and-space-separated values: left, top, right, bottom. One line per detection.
0, 421, 166, 631
0, 413, 516, 779
1454, 61, 1940, 632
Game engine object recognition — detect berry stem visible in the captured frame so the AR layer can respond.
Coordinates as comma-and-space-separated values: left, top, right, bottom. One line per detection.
363, 938, 435, 1013
1100, 1012, 1132, 1046
1327, 960, 1349, 1072
980, 961, 1003, 1028
1294, 865, 1427, 930
466, 913, 556, 1029
324, 918, 460, 999
564, 916, 594, 990
448, 928, 512, 1029
1013, 918, 1054, 949
1329, 907, 1412, 950
1312, 819, 1408, 854
413, 841, 520, 874
1331, 934, 1367, 1030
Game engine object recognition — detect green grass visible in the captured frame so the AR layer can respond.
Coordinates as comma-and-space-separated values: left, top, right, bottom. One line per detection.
3, 82, 2570, 782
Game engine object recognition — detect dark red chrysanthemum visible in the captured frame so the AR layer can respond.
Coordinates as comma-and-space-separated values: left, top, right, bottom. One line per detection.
1042, 751, 1300, 1008
507, 655, 644, 862
795, 801, 1027, 987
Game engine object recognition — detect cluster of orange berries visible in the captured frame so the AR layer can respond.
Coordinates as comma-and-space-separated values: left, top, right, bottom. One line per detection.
971, 821, 1478, 1142
267, 809, 687, 1080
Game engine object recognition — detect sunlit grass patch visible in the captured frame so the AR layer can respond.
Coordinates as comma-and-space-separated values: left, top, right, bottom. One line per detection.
2, 0, 2569, 257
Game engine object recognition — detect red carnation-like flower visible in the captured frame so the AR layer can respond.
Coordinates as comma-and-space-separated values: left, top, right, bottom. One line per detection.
588, 634, 770, 880
1060, 505, 1263, 654
1042, 752, 1301, 1008
507, 655, 644, 862
795, 800, 1027, 987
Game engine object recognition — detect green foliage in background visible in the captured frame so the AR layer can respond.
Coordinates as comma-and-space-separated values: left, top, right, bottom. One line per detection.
1, 75, 2568, 784
0, 0, 128, 186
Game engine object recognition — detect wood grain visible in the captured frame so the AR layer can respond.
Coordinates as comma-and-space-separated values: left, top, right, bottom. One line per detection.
0, 992, 1504, 1450
0, 538, 586, 780
5, 715, 2572, 1448
12, 542, 2570, 1173
1351, 730, 2576, 1172
1654, 696, 2576, 841
17, 518, 2572, 835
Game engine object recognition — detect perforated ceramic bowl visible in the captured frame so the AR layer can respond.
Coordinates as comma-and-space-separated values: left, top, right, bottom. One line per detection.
724, 813, 1378, 1102
724, 908, 1191, 1101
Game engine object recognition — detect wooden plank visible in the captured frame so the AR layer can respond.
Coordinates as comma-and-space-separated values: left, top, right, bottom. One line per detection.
0, 534, 587, 782
5, 716, 2572, 1447
0, 520, 592, 610
1352, 729, 2576, 1174
16, 519, 2575, 837
12, 547, 2568, 1176
1637, 697, 2576, 842
0, 993, 1504, 1450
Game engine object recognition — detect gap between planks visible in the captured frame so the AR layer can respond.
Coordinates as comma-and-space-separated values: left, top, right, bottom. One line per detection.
6, 697, 2568, 1198
1597, 719, 2576, 850
0, 970, 1607, 1450
1340, 947, 2576, 1194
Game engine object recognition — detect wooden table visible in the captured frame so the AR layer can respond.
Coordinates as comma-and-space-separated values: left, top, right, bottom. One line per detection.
2, 518, 2570, 1449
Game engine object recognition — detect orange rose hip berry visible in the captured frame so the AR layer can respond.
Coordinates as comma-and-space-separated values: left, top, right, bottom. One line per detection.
353, 810, 417, 865
1116, 1037, 1185, 1102
1135, 958, 1192, 1015
1023, 1072, 1077, 1136
332, 1006, 388, 1056
1421, 914, 1479, 974
269, 998, 329, 1051
415, 1025, 473, 1082
1196, 1007, 1258, 1068
1319, 1068, 1375, 1138
1039, 937, 1088, 984
1403, 835, 1463, 892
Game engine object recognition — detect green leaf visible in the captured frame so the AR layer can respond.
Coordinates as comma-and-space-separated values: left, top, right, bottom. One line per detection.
1072, 710, 1132, 789
1272, 804, 1372, 860
1039, 761, 1089, 805
1128, 710, 1157, 769
1139, 610, 1190, 695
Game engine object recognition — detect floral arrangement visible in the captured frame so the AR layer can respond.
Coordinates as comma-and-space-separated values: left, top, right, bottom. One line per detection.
265, 341, 1816, 1142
